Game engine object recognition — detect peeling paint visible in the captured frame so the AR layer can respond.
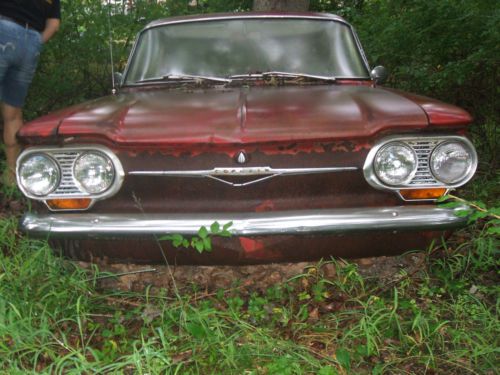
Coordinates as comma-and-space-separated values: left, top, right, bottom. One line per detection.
239, 237, 266, 254
255, 200, 275, 212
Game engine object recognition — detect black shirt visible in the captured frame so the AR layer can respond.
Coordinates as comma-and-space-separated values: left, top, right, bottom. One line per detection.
0, 0, 61, 32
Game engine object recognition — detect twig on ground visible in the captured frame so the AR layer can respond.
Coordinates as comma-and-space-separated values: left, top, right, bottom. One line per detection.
188, 282, 250, 303
87, 268, 157, 282
104, 296, 144, 308
448, 194, 500, 219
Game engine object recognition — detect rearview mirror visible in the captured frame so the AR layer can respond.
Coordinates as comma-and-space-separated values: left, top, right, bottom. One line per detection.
113, 72, 123, 87
370, 66, 388, 85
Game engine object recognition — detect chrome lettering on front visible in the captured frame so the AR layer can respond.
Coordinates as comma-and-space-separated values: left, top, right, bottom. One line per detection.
211, 167, 272, 176
129, 166, 358, 187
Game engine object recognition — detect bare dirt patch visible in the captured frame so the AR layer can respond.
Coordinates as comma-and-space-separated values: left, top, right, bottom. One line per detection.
77, 252, 425, 292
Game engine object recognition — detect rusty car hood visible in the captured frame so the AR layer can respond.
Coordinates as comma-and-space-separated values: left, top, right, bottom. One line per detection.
20, 84, 472, 145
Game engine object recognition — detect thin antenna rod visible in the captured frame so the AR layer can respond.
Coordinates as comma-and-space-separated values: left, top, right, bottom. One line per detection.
107, 0, 116, 94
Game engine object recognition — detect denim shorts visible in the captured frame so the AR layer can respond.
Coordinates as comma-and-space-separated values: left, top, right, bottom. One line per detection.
0, 18, 43, 108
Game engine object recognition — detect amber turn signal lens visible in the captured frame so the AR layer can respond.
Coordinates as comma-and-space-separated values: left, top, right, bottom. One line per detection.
399, 188, 447, 200
46, 198, 92, 210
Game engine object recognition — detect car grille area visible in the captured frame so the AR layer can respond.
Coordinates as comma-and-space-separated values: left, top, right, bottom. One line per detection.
406, 139, 440, 186
52, 151, 82, 196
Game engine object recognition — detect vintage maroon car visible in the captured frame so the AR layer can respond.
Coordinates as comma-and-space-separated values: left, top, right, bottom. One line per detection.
16, 13, 477, 264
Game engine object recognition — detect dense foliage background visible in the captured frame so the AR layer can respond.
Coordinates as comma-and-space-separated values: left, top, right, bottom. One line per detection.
27, 0, 498, 166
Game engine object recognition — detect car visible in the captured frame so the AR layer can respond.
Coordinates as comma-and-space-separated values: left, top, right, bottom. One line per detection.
16, 12, 477, 264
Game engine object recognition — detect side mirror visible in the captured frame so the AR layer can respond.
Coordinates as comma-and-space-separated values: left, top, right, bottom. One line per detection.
113, 72, 123, 87
370, 66, 388, 85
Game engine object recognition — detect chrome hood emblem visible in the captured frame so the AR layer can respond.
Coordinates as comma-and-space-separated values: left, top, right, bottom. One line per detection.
236, 151, 248, 164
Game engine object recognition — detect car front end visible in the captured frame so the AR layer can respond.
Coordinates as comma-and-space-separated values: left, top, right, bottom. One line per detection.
15, 13, 477, 264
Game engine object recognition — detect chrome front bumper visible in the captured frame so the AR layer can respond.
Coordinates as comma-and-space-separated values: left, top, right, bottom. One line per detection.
20, 205, 468, 238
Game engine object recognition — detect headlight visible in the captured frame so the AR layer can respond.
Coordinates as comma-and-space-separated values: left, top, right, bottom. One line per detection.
374, 142, 417, 186
18, 154, 60, 196
74, 152, 115, 194
430, 142, 473, 184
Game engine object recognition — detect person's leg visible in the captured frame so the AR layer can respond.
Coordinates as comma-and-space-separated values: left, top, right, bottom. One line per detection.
2, 103, 23, 184
0, 22, 42, 185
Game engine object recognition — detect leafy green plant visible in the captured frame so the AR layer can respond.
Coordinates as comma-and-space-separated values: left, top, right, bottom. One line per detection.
160, 221, 232, 253
439, 193, 500, 229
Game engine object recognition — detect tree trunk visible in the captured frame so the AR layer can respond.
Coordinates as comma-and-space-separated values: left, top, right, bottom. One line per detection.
253, 0, 310, 12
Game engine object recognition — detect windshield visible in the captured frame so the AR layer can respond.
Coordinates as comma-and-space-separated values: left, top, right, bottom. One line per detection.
124, 18, 369, 84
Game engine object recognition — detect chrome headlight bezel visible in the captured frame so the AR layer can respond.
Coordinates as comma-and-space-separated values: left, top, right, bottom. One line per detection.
16, 145, 124, 209
17, 153, 61, 197
373, 142, 418, 186
73, 151, 116, 194
364, 135, 477, 191
430, 141, 474, 185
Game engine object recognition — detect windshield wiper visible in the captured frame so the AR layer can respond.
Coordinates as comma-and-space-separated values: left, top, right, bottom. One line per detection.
136, 74, 232, 84
230, 71, 336, 82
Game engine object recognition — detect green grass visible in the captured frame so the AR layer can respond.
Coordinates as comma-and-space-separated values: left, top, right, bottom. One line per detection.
0, 203, 498, 374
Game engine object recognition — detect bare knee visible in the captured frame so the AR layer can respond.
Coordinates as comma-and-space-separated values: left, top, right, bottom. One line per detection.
3, 123, 22, 147
2, 105, 24, 145
3, 111, 23, 124
4, 136, 19, 148
2, 104, 23, 124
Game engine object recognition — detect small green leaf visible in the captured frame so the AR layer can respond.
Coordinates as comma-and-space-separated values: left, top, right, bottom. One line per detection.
220, 230, 232, 237
223, 221, 233, 231
335, 348, 351, 371
356, 344, 369, 357
469, 211, 488, 222
472, 200, 487, 209
455, 209, 472, 217
198, 226, 209, 239
182, 239, 190, 248
487, 226, 500, 235
186, 322, 205, 339
203, 237, 212, 251
318, 366, 338, 375
490, 208, 500, 216
210, 221, 220, 233
167, 234, 184, 247
372, 363, 384, 375
298, 292, 310, 301
194, 240, 205, 253
436, 195, 451, 202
